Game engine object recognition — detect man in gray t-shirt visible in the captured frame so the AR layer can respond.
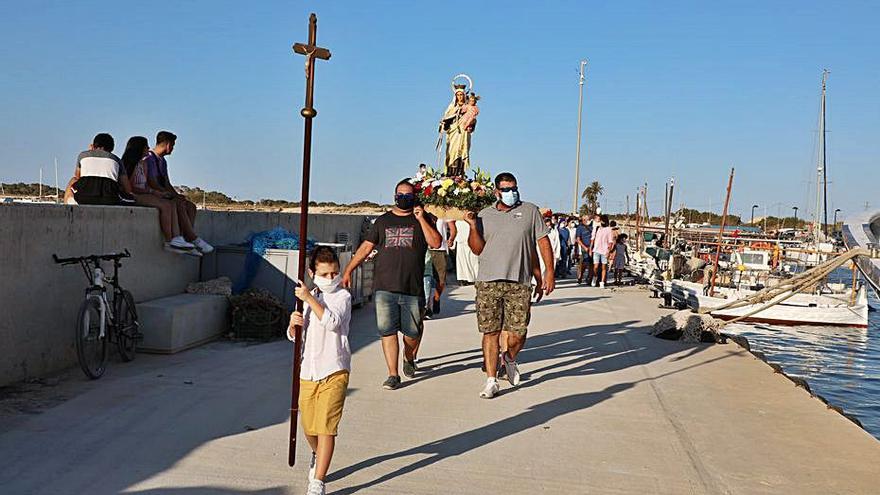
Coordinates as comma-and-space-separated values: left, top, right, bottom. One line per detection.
465, 172, 555, 399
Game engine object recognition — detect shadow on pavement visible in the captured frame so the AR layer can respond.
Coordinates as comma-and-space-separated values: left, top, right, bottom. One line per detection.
329, 318, 717, 492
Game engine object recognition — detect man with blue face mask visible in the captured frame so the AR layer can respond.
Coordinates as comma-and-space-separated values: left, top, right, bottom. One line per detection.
464, 172, 555, 399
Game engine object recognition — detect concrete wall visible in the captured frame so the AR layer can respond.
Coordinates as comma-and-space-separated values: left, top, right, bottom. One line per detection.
0, 203, 370, 386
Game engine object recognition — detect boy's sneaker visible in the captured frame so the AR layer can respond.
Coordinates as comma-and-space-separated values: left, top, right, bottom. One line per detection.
479, 378, 500, 399
502, 352, 521, 386
592, 279, 599, 287
163, 242, 185, 254
382, 375, 401, 390
170, 236, 195, 249
599, 281, 605, 288
402, 360, 416, 379
306, 479, 325, 495
308, 451, 317, 481
193, 237, 214, 254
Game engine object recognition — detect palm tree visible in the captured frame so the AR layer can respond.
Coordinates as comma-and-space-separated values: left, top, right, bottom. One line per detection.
581, 181, 604, 214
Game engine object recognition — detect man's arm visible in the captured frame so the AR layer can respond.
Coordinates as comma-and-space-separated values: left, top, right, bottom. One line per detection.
415, 207, 442, 248
341, 240, 376, 288
446, 220, 458, 247
537, 236, 556, 295
465, 212, 485, 255
163, 174, 179, 197
531, 245, 544, 302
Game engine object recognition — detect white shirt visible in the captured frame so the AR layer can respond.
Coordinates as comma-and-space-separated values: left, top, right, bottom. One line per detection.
287, 287, 352, 381
430, 218, 449, 252
548, 227, 561, 260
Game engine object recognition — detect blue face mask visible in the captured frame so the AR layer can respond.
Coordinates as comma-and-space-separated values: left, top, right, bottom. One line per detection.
500, 190, 520, 207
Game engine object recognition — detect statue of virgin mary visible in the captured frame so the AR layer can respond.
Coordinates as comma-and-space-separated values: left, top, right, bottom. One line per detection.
439, 80, 470, 177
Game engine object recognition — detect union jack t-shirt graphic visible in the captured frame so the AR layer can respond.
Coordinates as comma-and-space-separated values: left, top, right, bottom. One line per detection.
384, 226, 414, 248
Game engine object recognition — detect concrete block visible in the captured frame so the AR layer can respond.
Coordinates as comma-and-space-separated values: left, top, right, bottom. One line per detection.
137, 294, 229, 354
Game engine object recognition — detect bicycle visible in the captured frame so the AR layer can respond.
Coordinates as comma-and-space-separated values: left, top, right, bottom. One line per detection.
53, 250, 142, 379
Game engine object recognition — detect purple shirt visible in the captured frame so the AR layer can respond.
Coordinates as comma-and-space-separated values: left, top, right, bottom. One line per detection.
145, 151, 169, 188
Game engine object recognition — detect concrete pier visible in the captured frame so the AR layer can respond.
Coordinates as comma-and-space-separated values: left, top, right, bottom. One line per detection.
1, 281, 879, 494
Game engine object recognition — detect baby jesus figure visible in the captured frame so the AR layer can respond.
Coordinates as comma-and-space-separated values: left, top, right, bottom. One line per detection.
459, 93, 480, 133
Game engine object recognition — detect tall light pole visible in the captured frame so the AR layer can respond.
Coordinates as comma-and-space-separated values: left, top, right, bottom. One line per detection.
573, 59, 587, 215
751, 204, 759, 226
792, 206, 799, 230
833, 208, 841, 233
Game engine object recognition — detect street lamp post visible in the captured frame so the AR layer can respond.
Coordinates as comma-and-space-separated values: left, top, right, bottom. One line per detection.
572, 59, 587, 215
833, 208, 841, 234
792, 206, 799, 230
751, 204, 759, 226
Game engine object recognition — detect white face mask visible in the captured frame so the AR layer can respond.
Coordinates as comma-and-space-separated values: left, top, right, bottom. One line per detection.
313, 274, 341, 293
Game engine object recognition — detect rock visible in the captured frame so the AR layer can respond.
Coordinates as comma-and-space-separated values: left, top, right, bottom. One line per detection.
788, 376, 812, 394
650, 310, 723, 343
726, 334, 751, 351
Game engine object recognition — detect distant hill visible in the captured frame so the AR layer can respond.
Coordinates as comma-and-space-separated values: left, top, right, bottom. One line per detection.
1, 182, 387, 209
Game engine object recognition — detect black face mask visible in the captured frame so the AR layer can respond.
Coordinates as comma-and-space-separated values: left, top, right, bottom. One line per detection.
395, 193, 415, 211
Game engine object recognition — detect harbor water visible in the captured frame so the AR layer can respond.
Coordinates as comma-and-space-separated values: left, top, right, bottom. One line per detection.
726, 271, 880, 439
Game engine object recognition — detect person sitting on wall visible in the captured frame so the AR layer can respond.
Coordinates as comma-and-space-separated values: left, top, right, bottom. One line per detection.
70, 133, 135, 206
121, 135, 196, 254
143, 131, 213, 254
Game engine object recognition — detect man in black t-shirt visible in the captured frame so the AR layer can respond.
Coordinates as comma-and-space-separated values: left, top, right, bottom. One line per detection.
343, 179, 442, 390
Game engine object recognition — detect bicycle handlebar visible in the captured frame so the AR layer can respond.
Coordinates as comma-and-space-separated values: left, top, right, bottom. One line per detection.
53, 249, 131, 265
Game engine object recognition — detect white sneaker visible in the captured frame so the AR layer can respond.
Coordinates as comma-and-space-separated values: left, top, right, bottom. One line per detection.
164, 241, 191, 254
308, 451, 317, 481
503, 353, 521, 386
170, 236, 195, 249
479, 378, 500, 399
306, 479, 325, 495
599, 281, 605, 288
193, 237, 214, 253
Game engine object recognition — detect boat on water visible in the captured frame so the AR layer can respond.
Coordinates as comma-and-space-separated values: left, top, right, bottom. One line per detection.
842, 210, 880, 297
668, 279, 868, 328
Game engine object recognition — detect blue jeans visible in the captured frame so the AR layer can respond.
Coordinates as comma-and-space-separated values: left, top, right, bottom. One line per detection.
375, 291, 423, 339
423, 276, 433, 309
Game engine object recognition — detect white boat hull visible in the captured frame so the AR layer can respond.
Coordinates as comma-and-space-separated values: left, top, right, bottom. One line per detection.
670, 280, 868, 328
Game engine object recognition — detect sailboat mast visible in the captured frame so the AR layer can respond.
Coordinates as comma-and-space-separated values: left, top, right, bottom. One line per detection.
54, 157, 59, 203
820, 69, 830, 237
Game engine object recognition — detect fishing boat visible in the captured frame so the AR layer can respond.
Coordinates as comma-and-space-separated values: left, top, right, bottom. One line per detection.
842, 210, 880, 297
669, 279, 868, 327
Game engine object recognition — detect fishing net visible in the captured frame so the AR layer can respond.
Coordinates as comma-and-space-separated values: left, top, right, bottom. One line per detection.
233, 227, 317, 293
228, 288, 286, 340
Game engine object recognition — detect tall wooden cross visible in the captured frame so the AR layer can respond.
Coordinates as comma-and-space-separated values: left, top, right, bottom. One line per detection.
288, 12, 331, 468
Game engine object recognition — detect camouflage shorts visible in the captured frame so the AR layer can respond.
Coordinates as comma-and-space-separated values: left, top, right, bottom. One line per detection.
475, 281, 532, 335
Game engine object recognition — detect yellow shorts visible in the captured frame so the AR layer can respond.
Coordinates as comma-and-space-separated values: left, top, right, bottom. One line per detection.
299, 370, 349, 436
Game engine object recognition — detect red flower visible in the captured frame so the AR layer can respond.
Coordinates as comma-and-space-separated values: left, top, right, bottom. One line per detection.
425, 184, 434, 196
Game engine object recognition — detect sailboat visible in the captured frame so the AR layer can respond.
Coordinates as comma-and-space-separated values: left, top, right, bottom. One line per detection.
661, 71, 869, 327
796, 69, 835, 265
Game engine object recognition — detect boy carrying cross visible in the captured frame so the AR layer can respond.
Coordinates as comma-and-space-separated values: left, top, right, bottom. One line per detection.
288, 246, 352, 495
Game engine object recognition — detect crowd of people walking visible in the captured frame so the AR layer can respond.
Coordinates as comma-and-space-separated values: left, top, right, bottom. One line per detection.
288, 170, 632, 494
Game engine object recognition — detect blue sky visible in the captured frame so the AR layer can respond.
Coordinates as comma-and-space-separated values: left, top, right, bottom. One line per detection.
1, 0, 877, 220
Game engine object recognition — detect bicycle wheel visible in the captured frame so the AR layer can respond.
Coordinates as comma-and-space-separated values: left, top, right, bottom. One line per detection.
116, 290, 139, 362
75, 297, 108, 379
